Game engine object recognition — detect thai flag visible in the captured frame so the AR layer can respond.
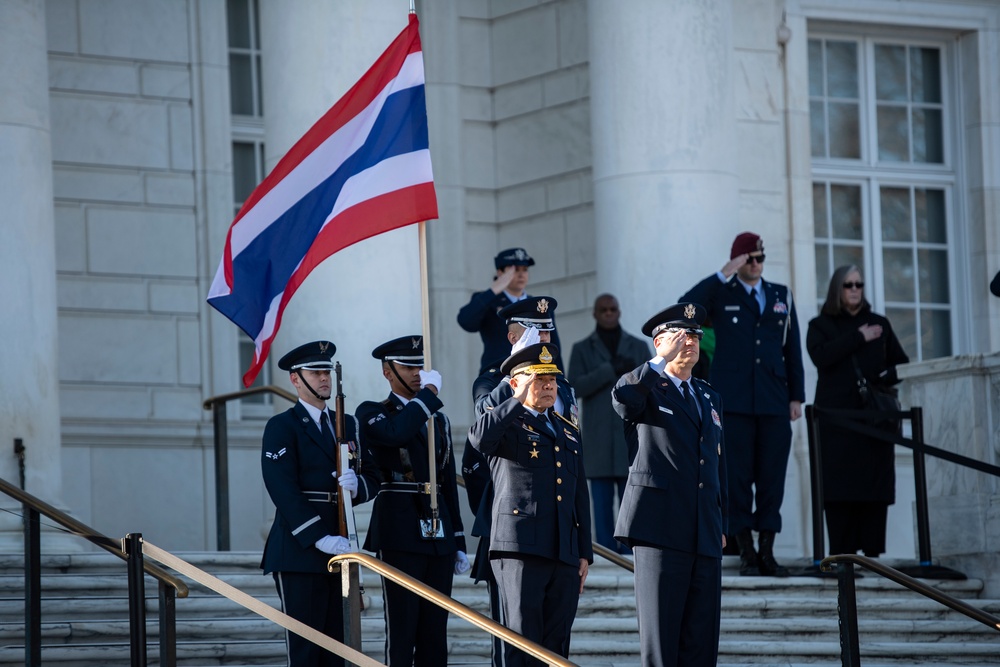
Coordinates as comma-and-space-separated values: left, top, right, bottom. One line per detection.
208, 14, 438, 387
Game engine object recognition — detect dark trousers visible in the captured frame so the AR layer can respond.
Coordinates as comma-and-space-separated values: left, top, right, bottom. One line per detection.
633, 546, 721, 667
379, 549, 454, 667
274, 571, 345, 667
589, 477, 630, 553
825, 501, 889, 557
725, 413, 792, 533
491, 555, 581, 667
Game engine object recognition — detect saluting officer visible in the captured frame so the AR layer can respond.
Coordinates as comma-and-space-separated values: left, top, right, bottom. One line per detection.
612, 304, 728, 667
457, 247, 564, 374
261, 341, 380, 667
468, 343, 592, 667
357, 335, 469, 667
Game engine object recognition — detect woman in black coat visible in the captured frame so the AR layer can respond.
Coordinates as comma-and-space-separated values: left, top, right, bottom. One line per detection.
806, 265, 909, 557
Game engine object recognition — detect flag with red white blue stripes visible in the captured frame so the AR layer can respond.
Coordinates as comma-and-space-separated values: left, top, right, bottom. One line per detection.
208, 14, 437, 387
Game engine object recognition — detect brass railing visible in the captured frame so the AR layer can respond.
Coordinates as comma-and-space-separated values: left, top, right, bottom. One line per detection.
0, 474, 187, 667
202, 384, 297, 550
821, 554, 1000, 666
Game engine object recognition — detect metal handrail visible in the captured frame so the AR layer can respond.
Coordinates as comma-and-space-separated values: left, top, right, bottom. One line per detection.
821, 554, 1000, 667
202, 384, 297, 550
330, 552, 579, 667
1, 474, 187, 667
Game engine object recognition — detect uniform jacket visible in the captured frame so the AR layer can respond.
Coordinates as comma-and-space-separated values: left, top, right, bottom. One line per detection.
468, 397, 594, 567
357, 389, 466, 555
806, 309, 909, 503
568, 328, 652, 477
612, 363, 729, 558
261, 402, 380, 575
681, 273, 806, 415
456, 289, 564, 374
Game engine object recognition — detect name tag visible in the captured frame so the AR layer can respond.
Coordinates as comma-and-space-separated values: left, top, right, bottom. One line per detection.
724, 305, 740, 311
658, 406, 674, 415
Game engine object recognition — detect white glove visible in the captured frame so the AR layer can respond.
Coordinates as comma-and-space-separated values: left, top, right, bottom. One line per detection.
419, 369, 442, 393
511, 325, 540, 354
315, 535, 352, 555
333, 467, 358, 499
454, 550, 471, 575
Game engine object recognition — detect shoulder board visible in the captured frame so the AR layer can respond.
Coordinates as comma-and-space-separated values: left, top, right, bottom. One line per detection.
553, 411, 578, 430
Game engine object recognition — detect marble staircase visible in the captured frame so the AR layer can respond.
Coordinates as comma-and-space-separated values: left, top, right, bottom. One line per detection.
0, 552, 997, 666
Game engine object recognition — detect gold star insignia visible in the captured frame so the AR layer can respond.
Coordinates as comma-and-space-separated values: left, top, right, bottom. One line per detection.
530, 448, 540, 459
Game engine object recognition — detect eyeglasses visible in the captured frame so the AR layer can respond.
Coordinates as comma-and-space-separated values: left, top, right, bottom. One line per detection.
746, 254, 766, 265
842, 281, 865, 290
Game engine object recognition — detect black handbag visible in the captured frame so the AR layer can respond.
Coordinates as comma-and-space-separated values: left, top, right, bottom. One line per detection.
851, 355, 901, 433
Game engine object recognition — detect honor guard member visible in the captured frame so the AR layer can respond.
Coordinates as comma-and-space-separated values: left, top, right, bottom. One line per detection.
261, 341, 380, 667
680, 232, 805, 576
468, 343, 593, 667
357, 336, 469, 667
612, 304, 728, 667
457, 247, 564, 374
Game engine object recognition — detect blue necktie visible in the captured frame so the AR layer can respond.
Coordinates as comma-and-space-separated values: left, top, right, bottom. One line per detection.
682, 381, 701, 423
320, 411, 335, 448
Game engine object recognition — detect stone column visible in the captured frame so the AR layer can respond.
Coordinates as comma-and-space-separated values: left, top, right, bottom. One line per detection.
0, 0, 66, 548
587, 0, 739, 332
258, 3, 424, 406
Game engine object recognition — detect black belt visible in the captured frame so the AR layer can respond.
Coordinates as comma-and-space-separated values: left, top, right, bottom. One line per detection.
303, 490, 339, 503
380, 482, 441, 495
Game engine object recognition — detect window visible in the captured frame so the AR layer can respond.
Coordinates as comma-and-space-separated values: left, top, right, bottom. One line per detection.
227, 0, 263, 118
809, 33, 954, 361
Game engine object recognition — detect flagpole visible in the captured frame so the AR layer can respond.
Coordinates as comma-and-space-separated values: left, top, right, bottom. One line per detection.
418, 221, 440, 533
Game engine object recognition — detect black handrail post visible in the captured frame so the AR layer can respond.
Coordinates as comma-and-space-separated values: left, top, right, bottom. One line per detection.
158, 580, 177, 667
24, 505, 41, 667
212, 401, 231, 551
835, 561, 862, 667
124, 533, 148, 667
910, 407, 933, 565
805, 405, 827, 566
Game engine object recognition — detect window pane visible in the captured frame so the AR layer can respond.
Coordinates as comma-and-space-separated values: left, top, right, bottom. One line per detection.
810, 101, 827, 158
815, 246, 830, 300
812, 183, 828, 237
830, 184, 862, 239
229, 53, 254, 115
886, 307, 917, 360
832, 245, 863, 273
828, 102, 860, 158
877, 105, 909, 161
875, 44, 907, 101
918, 248, 949, 303
912, 108, 943, 163
232, 142, 257, 204
921, 308, 951, 358
880, 187, 911, 242
827, 41, 859, 98
809, 39, 824, 97
911, 47, 941, 104
883, 247, 915, 302
915, 189, 946, 243
227, 0, 250, 49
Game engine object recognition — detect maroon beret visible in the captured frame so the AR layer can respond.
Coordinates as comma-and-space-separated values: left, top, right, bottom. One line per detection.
731, 232, 763, 259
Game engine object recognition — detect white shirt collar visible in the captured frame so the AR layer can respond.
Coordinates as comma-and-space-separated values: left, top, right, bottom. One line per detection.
391, 391, 411, 406
504, 290, 527, 303
299, 399, 327, 427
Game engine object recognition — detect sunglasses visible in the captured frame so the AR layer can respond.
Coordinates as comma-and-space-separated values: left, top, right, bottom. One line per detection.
746, 254, 765, 264
842, 281, 865, 290
664, 327, 704, 340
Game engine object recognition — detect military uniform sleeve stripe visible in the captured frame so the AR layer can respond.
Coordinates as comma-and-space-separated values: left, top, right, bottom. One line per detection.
291, 515, 321, 536
412, 397, 432, 418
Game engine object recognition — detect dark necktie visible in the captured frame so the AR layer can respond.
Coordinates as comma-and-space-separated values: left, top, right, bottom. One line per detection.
545, 411, 559, 437
682, 381, 701, 423
320, 411, 335, 448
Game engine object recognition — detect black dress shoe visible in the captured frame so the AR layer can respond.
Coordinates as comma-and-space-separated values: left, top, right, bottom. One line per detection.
757, 531, 790, 577
735, 529, 760, 576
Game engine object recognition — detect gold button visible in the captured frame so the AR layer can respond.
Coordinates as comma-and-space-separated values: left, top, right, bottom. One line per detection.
513, 509, 519, 515
555, 446, 560, 452
556, 462, 562, 467
557, 478, 562, 484
557, 495, 563, 501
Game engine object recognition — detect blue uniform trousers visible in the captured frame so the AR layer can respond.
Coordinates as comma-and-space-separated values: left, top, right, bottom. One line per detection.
725, 413, 792, 534
274, 571, 345, 667
633, 546, 721, 667
379, 549, 454, 667
491, 555, 581, 667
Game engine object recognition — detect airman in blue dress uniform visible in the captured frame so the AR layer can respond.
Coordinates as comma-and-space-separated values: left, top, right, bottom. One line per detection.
680, 232, 805, 576
357, 335, 468, 666
468, 343, 592, 667
261, 340, 380, 667
612, 304, 728, 667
